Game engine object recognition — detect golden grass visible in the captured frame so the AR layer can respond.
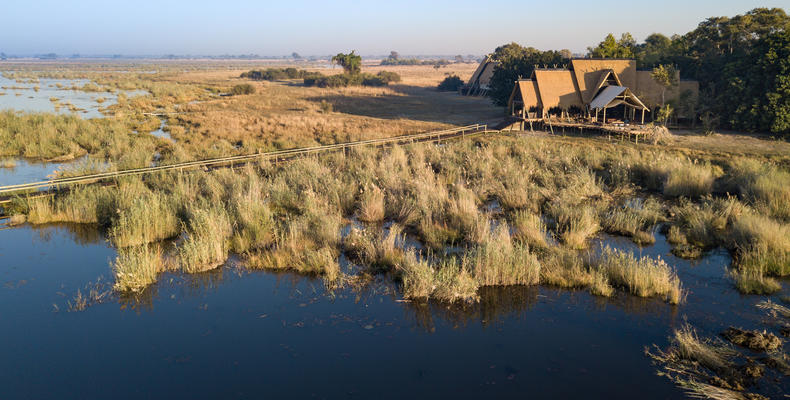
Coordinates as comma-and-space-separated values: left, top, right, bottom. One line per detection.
109, 193, 180, 247
178, 207, 233, 273
596, 246, 684, 304
663, 160, 716, 198
112, 245, 164, 293
465, 225, 541, 287
731, 268, 782, 295
730, 213, 790, 276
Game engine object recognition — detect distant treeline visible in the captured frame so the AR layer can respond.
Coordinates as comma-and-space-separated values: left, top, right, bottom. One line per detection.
240, 68, 401, 88
487, 7, 790, 135
380, 58, 451, 67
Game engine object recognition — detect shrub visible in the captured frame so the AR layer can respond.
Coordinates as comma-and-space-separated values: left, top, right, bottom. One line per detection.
437, 75, 465, 92
375, 71, 401, 84
230, 84, 255, 96
240, 68, 321, 81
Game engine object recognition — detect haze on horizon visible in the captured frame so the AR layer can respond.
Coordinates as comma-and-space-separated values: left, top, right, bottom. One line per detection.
2, 0, 786, 57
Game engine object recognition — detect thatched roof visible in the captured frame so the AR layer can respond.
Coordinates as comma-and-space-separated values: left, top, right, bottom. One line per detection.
509, 79, 541, 110
467, 55, 497, 90
532, 70, 583, 110
570, 59, 636, 104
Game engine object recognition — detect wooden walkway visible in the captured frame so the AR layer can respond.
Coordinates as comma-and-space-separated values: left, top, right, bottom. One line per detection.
0, 124, 490, 205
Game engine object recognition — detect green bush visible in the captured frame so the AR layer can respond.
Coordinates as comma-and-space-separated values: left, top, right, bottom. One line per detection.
240, 68, 321, 81
437, 75, 465, 92
230, 84, 255, 95
304, 72, 400, 88
375, 71, 401, 84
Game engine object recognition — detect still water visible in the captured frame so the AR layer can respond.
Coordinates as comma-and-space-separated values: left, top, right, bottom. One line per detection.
0, 75, 146, 119
0, 223, 786, 399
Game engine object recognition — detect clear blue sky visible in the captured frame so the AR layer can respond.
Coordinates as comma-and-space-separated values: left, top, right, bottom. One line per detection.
1, 0, 786, 56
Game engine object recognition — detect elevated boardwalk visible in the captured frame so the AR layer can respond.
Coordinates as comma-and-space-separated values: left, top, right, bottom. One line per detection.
0, 124, 491, 207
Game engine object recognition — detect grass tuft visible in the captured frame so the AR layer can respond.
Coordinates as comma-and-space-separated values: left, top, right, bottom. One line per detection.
595, 246, 684, 304
112, 245, 164, 293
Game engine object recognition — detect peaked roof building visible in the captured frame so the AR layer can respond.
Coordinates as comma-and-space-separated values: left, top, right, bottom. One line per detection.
462, 55, 497, 96
508, 59, 698, 123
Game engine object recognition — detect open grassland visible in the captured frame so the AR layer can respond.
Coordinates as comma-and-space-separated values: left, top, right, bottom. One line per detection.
11, 128, 790, 303
1, 62, 500, 162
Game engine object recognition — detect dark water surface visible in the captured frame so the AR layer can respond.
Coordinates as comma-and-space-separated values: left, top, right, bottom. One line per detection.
0, 224, 787, 399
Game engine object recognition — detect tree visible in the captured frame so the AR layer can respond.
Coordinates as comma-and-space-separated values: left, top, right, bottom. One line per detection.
292, 52, 301, 60
389, 51, 400, 61
331, 51, 362, 75
655, 104, 674, 127
588, 33, 636, 58
559, 49, 572, 60
636, 33, 672, 67
487, 42, 564, 106
455, 55, 464, 63
651, 64, 679, 106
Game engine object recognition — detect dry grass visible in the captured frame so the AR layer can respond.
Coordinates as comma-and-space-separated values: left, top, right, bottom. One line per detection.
400, 253, 479, 303
730, 213, 790, 276
465, 225, 541, 287
548, 201, 601, 249
109, 192, 180, 247
178, 207, 233, 273
357, 184, 385, 222
731, 268, 782, 295
512, 210, 549, 250
663, 160, 716, 198
595, 246, 684, 304
112, 245, 164, 293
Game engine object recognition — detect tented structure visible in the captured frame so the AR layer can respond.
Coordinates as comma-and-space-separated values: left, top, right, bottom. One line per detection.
462, 55, 497, 96
507, 58, 699, 123
589, 85, 649, 124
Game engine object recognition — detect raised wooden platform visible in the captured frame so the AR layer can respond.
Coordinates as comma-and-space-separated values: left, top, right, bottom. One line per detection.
503, 118, 652, 142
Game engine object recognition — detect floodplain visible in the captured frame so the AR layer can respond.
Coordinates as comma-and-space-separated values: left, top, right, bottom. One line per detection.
1, 60, 789, 399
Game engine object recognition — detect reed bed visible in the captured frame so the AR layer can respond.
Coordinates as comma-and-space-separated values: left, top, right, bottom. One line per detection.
11, 122, 790, 303
595, 246, 684, 304
112, 245, 164, 293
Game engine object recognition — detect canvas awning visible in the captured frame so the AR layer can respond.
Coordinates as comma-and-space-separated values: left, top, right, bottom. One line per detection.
589, 85, 648, 111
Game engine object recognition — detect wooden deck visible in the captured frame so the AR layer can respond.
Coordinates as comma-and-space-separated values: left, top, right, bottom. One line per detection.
504, 118, 652, 142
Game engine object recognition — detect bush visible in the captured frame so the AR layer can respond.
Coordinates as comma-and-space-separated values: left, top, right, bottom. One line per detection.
230, 84, 255, 95
437, 75, 465, 92
376, 71, 401, 84
241, 68, 321, 81
305, 72, 400, 88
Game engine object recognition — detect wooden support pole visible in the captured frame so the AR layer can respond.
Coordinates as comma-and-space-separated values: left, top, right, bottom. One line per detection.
641, 109, 645, 125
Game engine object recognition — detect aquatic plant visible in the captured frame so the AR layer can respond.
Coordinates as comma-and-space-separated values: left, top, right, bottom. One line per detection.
177, 207, 233, 273
595, 246, 684, 304
663, 160, 715, 198
112, 244, 164, 292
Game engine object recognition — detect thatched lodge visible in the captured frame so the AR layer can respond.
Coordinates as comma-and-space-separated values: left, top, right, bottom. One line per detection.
461, 55, 497, 96
508, 59, 699, 124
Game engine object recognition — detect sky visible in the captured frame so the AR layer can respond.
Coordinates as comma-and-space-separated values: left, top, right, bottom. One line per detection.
1, 0, 787, 56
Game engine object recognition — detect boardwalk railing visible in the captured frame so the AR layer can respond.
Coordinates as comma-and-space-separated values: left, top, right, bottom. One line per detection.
0, 124, 489, 201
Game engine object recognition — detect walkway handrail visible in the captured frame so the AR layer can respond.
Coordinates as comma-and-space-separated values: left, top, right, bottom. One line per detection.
0, 124, 488, 196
